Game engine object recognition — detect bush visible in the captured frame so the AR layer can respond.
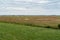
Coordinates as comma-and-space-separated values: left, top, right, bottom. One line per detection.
58, 24, 60, 29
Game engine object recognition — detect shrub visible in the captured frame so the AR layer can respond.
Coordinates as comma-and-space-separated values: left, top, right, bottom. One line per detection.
58, 24, 60, 29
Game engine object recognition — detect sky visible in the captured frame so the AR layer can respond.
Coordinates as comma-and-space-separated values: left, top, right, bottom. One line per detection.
0, 0, 60, 15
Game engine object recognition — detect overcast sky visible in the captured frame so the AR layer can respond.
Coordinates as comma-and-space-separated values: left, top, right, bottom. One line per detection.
0, 0, 60, 15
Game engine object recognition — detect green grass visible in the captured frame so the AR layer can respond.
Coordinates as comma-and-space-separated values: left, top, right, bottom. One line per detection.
0, 22, 60, 40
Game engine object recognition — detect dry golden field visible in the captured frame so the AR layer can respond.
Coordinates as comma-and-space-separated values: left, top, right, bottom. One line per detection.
0, 16, 60, 28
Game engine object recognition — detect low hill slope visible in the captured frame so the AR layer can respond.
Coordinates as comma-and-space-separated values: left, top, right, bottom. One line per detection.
0, 22, 60, 40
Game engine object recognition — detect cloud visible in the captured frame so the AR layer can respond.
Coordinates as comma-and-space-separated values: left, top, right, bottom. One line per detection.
14, 0, 49, 4
3, 6, 45, 11
0, 7, 60, 15
6, 7, 28, 10
32, 0, 49, 3
14, 0, 32, 2
38, 1, 49, 3
0, 6, 49, 15
0, 0, 60, 15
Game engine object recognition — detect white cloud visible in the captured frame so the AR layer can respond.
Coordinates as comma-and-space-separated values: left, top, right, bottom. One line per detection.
39, 1, 49, 3
32, 0, 49, 3
0, 6, 60, 15
0, 0, 60, 15
6, 7, 28, 10
0, 7, 29, 11
4, 7, 44, 11
14, 0, 49, 3
14, 0, 32, 2
0, 6, 49, 15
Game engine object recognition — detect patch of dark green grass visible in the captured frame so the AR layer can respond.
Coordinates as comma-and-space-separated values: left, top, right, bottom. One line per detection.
24, 23, 41, 27
45, 26, 51, 28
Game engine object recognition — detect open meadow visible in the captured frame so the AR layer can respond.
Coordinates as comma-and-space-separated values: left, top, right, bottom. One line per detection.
0, 16, 60, 40
0, 22, 60, 40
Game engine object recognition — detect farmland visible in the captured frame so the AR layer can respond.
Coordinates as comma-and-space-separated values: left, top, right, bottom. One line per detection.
0, 16, 60, 28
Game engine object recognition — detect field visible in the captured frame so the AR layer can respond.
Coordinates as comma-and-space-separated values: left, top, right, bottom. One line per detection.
0, 22, 60, 40
0, 16, 60, 28
0, 16, 60, 40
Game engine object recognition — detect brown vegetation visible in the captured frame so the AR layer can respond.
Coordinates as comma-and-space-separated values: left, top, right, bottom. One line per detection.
0, 16, 60, 28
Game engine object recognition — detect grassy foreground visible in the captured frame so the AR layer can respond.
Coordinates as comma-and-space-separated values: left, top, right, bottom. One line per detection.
0, 22, 60, 40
